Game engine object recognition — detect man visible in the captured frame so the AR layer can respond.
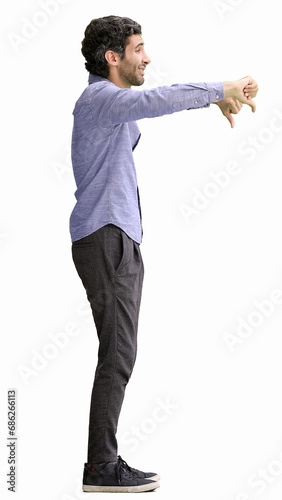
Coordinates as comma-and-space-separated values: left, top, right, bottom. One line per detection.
70, 15, 258, 493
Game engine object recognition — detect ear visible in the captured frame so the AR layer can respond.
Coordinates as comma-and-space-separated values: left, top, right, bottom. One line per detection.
104, 50, 120, 67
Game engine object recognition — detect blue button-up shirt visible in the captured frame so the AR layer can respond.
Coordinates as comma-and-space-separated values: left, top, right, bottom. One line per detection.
70, 74, 224, 243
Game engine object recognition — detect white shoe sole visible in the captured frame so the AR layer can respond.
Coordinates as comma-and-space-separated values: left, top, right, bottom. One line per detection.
149, 474, 160, 481
83, 481, 160, 493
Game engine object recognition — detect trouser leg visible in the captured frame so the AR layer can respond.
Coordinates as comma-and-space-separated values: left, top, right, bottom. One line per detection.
71, 224, 144, 463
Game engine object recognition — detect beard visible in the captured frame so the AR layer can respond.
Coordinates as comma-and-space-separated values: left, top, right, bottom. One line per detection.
119, 58, 145, 87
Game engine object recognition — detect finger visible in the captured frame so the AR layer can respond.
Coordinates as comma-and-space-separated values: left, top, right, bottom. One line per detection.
247, 91, 258, 98
238, 92, 256, 111
228, 100, 241, 114
244, 87, 255, 93
231, 98, 242, 111
231, 102, 241, 113
227, 105, 237, 114
226, 111, 235, 128
246, 98, 256, 112
245, 82, 258, 89
244, 85, 259, 96
240, 76, 253, 86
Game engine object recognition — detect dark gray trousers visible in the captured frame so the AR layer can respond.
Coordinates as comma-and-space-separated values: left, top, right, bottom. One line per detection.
72, 224, 144, 463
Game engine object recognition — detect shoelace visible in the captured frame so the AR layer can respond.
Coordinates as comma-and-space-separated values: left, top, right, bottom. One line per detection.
118, 456, 141, 476
115, 456, 135, 484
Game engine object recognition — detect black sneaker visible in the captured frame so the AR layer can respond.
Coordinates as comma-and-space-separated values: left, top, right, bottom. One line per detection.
83, 456, 160, 493
117, 455, 160, 482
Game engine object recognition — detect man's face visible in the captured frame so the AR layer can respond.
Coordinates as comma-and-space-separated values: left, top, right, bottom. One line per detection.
118, 34, 151, 87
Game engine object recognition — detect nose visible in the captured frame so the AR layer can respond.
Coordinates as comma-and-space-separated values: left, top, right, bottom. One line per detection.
143, 51, 151, 65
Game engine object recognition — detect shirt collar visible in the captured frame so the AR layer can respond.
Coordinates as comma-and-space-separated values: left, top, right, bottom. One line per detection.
88, 73, 108, 85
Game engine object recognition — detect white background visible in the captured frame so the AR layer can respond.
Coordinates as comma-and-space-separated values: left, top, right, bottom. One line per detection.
1, 0, 282, 499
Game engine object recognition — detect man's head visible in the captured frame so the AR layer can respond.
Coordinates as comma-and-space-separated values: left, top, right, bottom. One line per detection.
81, 16, 151, 88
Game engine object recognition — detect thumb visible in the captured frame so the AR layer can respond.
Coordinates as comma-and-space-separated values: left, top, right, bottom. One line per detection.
241, 94, 256, 112
247, 98, 256, 113
226, 111, 235, 128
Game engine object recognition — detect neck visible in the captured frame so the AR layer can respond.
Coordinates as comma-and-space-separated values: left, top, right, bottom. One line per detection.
107, 69, 131, 89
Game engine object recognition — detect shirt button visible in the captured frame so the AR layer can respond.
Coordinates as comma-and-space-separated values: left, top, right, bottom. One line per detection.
195, 100, 198, 104
216, 94, 219, 99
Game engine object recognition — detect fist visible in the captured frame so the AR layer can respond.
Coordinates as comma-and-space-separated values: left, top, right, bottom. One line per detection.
242, 77, 259, 100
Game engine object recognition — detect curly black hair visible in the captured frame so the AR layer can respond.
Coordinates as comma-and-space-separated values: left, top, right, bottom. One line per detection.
81, 16, 142, 78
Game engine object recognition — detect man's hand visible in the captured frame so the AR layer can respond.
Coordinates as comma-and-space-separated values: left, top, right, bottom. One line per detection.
223, 76, 259, 113
242, 77, 259, 100
215, 97, 243, 128
214, 76, 259, 127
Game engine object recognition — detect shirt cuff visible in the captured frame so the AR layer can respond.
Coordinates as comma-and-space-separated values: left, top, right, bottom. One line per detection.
191, 82, 224, 109
183, 82, 224, 109
207, 82, 225, 103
